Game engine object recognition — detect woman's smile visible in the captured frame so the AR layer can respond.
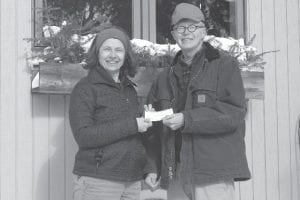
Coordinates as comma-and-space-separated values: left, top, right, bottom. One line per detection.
98, 38, 125, 75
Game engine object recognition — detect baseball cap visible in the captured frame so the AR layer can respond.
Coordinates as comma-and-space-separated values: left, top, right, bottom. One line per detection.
171, 3, 205, 25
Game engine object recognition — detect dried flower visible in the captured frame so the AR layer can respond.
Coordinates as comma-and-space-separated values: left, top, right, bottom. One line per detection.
204, 34, 276, 71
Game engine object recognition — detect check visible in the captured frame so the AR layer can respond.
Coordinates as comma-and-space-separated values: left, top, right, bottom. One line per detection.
145, 108, 174, 122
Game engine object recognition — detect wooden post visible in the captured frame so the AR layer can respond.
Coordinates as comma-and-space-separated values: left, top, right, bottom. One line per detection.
132, 0, 142, 39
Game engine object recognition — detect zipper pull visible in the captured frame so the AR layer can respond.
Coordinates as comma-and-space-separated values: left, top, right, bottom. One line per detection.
95, 156, 102, 168
168, 166, 173, 180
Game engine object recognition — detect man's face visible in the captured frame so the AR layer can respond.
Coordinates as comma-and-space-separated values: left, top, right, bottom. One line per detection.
172, 19, 206, 53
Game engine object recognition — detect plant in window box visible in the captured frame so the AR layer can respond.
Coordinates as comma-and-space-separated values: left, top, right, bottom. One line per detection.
131, 38, 178, 69
28, 7, 112, 94
28, 18, 89, 94
203, 34, 276, 71
204, 34, 278, 98
129, 39, 178, 97
130, 35, 271, 99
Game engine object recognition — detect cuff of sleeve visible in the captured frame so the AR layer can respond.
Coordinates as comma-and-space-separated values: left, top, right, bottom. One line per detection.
181, 111, 191, 134
143, 164, 157, 176
124, 117, 139, 136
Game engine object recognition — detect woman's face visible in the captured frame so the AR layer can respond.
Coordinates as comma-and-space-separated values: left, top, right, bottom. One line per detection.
98, 38, 125, 75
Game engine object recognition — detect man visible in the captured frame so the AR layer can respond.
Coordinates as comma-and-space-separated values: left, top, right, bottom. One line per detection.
145, 3, 251, 200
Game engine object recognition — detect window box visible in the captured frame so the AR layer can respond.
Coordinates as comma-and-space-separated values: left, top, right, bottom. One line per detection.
31, 63, 87, 94
31, 64, 263, 99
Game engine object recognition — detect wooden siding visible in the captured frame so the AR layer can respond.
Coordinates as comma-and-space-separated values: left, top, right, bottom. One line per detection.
28, 97, 300, 200
0, 0, 33, 200
0, 0, 300, 200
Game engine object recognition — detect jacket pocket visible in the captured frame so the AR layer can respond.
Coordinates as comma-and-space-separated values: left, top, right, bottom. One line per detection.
192, 88, 217, 108
192, 134, 238, 171
94, 139, 147, 172
95, 145, 117, 168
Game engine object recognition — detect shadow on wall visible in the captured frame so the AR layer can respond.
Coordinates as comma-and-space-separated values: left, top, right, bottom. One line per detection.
36, 119, 78, 200
33, 94, 77, 200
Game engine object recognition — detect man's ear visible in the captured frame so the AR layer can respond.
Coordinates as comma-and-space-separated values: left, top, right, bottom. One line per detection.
201, 30, 207, 40
171, 31, 177, 40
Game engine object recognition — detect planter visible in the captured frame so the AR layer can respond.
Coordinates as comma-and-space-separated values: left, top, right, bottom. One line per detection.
31, 64, 264, 99
31, 63, 88, 94
241, 71, 264, 99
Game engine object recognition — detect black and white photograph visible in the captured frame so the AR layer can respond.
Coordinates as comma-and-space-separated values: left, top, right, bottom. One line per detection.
0, 0, 300, 200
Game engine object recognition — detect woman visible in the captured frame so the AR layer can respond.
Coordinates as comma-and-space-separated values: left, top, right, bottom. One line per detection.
69, 26, 153, 200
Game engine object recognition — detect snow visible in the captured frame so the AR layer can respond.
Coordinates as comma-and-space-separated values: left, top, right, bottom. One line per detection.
131, 38, 180, 56
34, 26, 263, 72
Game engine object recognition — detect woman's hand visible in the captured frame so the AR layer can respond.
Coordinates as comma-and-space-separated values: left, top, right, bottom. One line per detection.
136, 118, 152, 133
144, 104, 155, 112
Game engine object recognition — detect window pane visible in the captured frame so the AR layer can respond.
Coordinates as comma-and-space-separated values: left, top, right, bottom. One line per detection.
156, 0, 245, 44
34, 0, 132, 39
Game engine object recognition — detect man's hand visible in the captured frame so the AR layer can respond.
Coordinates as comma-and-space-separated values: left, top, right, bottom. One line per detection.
162, 113, 184, 130
136, 118, 152, 133
145, 173, 159, 189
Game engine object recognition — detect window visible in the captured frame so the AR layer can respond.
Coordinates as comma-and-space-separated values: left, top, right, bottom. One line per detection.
33, 0, 132, 43
156, 0, 246, 44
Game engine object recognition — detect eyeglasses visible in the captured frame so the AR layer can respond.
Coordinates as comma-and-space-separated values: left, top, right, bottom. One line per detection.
173, 24, 205, 34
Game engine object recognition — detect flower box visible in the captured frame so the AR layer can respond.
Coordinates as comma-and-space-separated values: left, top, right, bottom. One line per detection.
31, 64, 263, 99
241, 70, 264, 99
31, 63, 88, 94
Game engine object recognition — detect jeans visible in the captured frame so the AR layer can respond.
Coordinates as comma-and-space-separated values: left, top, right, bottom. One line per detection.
73, 175, 141, 200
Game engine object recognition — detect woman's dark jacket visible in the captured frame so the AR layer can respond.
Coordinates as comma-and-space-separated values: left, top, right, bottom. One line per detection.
69, 66, 151, 182
147, 44, 251, 188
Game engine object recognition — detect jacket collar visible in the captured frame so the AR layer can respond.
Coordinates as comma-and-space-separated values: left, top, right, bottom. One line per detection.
87, 65, 136, 87
172, 42, 220, 66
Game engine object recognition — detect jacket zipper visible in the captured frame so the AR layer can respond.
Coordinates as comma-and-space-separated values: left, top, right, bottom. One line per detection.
188, 58, 207, 89
95, 149, 103, 170
168, 67, 177, 181
167, 59, 207, 181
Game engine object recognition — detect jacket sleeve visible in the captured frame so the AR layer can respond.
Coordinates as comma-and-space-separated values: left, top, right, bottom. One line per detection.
69, 85, 138, 149
142, 81, 162, 175
142, 128, 161, 175
182, 57, 247, 135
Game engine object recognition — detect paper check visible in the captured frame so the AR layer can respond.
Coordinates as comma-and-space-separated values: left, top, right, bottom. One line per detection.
144, 108, 174, 122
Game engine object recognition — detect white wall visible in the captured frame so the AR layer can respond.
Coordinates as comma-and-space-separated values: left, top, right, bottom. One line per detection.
0, 0, 33, 199
246, 0, 300, 199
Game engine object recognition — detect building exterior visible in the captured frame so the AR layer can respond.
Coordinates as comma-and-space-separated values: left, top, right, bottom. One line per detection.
0, 0, 300, 200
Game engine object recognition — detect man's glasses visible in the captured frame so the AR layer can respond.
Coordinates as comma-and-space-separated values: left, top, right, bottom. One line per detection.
173, 24, 205, 34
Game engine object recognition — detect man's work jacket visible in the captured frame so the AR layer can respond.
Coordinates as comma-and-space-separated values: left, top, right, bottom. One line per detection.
146, 44, 251, 189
